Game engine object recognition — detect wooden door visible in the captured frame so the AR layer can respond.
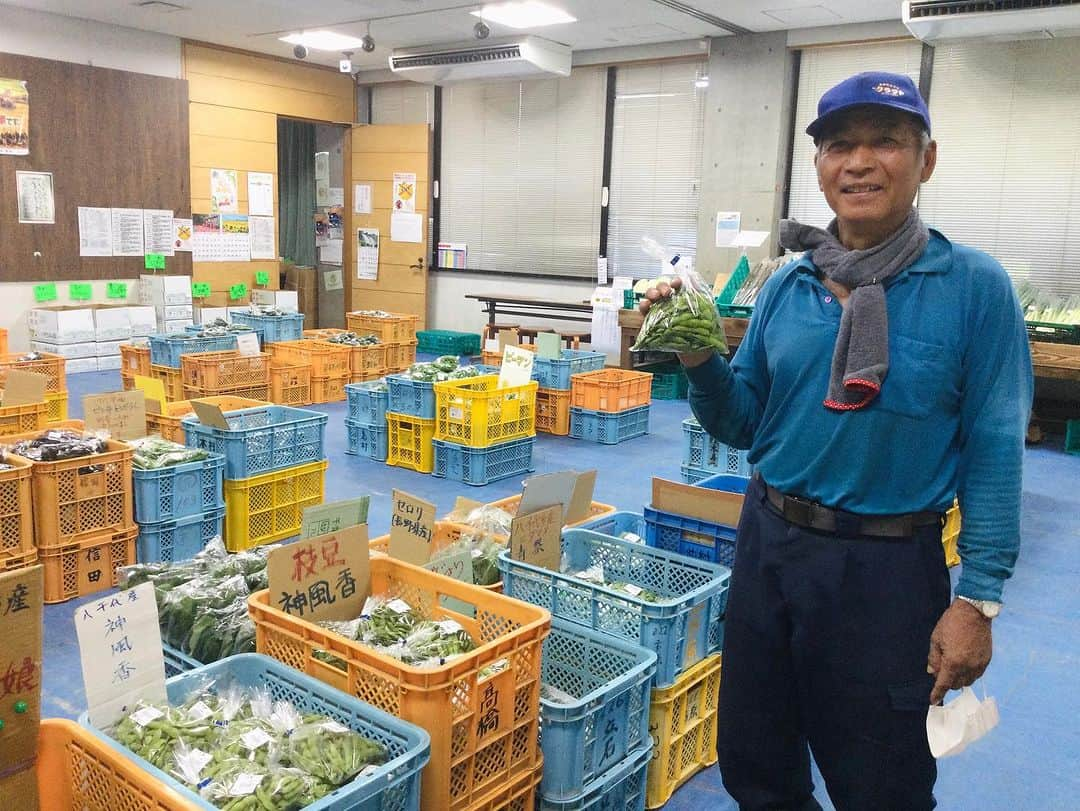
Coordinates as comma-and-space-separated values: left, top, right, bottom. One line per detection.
346, 124, 431, 327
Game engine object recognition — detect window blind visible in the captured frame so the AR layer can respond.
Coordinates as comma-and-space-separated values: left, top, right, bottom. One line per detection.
607, 60, 706, 279
917, 39, 1080, 295
371, 82, 434, 126
439, 67, 606, 277
787, 41, 924, 228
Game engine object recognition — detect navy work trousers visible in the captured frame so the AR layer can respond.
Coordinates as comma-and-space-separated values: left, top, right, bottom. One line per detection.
717, 476, 951, 811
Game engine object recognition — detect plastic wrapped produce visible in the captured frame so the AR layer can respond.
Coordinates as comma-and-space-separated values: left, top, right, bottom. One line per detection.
429, 533, 505, 586
6, 429, 108, 461
632, 267, 728, 354
130, 437, 210, 469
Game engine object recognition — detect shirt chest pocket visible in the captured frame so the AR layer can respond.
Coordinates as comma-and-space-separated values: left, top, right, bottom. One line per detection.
876, 334, 961, 420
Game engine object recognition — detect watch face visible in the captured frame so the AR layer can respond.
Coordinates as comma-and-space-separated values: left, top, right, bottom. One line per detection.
983, 602, 1001, 619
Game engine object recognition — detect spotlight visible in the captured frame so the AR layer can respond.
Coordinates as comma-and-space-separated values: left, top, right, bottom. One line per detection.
293, 44, 308, 59
474, 21, 490, 39
361, 34, 376, 52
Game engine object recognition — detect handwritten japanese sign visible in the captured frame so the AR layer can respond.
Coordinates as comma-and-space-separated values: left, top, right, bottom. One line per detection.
267, 524, 370, 623
424, 549, 476, 617
518, 471, 577, 521
0, 565, 42, 786
191, 282, 211, 298
235, 332, 261, 356
388, 490, 436, 566
83, 390, 147, 440
300, 497, 370, 540
498, 344, 535, 388
509, 503, 562, 571
75, 583, 167, 728
566, 470, 598, 524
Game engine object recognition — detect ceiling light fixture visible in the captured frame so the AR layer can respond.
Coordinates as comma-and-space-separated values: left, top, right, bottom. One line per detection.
471, 1, 576, 29
280, 30, 367, 51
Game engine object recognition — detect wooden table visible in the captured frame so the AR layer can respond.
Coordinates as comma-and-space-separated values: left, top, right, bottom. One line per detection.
617, 308, 747, 369
1030, 341, 1080, 381
465, 294, 593, 331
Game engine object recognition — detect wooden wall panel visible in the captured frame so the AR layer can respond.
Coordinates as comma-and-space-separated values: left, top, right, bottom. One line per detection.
0, 52, 190, 281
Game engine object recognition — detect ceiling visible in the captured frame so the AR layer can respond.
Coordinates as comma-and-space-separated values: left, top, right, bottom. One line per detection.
1, 0, 904, 69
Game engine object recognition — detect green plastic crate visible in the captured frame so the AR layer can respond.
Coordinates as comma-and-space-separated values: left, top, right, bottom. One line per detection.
638, 362, 688, 400
416, 329, 482, 355
1066, 419, 1080, 456
715, 255, 754, 318
1025, 321, 1080, 345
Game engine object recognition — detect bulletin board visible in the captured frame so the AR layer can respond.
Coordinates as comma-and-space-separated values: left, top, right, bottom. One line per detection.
0, 52, 191, 281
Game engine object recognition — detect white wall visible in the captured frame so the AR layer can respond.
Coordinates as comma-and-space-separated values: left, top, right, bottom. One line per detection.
0, 6, 183, 350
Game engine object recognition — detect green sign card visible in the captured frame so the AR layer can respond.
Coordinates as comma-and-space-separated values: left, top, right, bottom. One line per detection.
144, 253, 166, 270
69, 283, 93, 301
255, 271, 270, 286
33, 283, 58, 303
191, 282, 211, 298
106, 282, 128, 299
229, 283, 248, 300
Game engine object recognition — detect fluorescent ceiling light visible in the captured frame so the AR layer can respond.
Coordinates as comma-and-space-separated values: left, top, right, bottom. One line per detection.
694, 77, 709, 88
280, 30, 366, 51
472, 2, 576, 29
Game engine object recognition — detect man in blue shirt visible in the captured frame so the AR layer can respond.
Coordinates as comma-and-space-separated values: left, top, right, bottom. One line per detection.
642, 72, 1032, 810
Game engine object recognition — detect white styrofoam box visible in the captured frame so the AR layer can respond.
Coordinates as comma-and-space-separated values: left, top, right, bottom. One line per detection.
128, 305, 157, 337
93, 306, 131, 341
155, 304, 193, 322
194, 306, 230, 325
66, 357, 99, 374
139, 275, 192, 306
96, 340, 126, 358
29, 307, 96, 344
164, 319, 194, 333
30, 341, 97, 359
97, 355, 122, 371
251, 290, 299, 312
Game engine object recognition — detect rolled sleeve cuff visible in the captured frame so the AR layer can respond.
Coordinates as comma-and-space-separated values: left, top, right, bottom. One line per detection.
684, 352, 731, 395
955, 565, 1006, 603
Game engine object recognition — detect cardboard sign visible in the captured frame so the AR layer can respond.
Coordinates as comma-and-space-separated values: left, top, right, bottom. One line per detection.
509, 503, 562, 572
76, 582, 167, 728
83, 390, 147, 440
497, 328, 519, 350
566, 469, 598, 524
134, 375, 166, 413
301, 497, 370, 540
651, 477, 745, 528
536, 332, 562, 359
451, 496, 484, 516
190, 399, 230, 430
267, 524, 370, 623
235, 332, 261, 356
1, 370, 47, 407
499, 345, 535, 388
424, 549, 476, 617
388, 489, 437, 566
0, 565, 43, 795
518, 471, 578, 521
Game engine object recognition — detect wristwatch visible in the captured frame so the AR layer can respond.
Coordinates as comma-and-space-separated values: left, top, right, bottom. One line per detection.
957, 595, 1001, 619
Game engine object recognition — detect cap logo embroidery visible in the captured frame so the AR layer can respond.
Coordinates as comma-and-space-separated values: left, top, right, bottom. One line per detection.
872, 82, 906, 97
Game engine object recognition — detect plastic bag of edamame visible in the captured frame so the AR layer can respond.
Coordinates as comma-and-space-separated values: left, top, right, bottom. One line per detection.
631, 267, 728, 355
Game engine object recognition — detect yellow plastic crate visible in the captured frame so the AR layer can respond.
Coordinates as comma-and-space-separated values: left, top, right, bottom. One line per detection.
646, 654, 722, 809
943, 501, 961, 568
434, 375, 538, 448
45, 391, 68, 423
223, 460, 328, 552
386, 412, 435, 473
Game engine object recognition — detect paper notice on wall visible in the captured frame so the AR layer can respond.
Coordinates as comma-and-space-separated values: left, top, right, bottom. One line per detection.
173, 218, 193, 252
731, 230, 770, 248
143, 209, 175, 256
320, 239, 343, 266
78, 207, 113, 256
315, 178, 330, 208
110, 208, 145, 257
315, 152, 330, 182
210, 168, 239, 213
390, 212, 423, 243
328, 187, 344, 207
249, 215, 276, 260
393, 172, 417, 212
354, 184, 372, 214
357, 228, 379, 280
247, 171, 274, 216
17, 171, 54, 223
715, 211, 741, 247
597, 257, 609, 285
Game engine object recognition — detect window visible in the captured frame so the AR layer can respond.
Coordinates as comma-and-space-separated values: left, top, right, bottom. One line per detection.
371, 82, 434, 126
918, 39, 1080, 295
438, 67, 607, 277
607, 60, 707, 278
787, 41, 924, 228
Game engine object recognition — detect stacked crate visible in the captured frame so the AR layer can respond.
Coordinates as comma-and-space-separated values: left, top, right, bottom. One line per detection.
145, 396, 267, 443
346, 310, 418, 373
431, 374, 539, 486
532, 349, 606, 436
230, 310, 304, 348
270, 340, 351, 404
0, 351, 68, 423
0, 455, 36, 575
384, 372, 439, 473
344, 380, 389, 462
680, 416, 753, 483
180, 349, 271, 400
569, 368, 652, 444
304, 330, 388, 384
269, 362, 312, 405
119, 342, 151, 392
148, 333, 241, 403
182, 403, 328, 551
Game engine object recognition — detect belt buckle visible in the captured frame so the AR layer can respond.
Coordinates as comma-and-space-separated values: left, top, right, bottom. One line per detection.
783, 494, 815, 527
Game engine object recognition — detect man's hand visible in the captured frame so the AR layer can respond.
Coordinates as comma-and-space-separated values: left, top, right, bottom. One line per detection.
927, 599, 993, 704
637, 277, 712, 368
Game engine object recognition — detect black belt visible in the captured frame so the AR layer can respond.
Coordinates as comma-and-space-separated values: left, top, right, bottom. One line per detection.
759, 476, 942, 538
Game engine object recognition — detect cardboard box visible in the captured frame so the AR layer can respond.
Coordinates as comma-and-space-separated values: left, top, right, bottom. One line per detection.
93, 305, 132, 341
194, 306, 230, 325
251, 289, 299, 312
66, 357, 99, 374
165, 319, 194, 333
97, 355, 122, 371
95, 340, 126, 358
29, 306, 96, 344
285, 265, 317, 329
139, 275, 192, 306
30, 341, 97, 359
651, 477, 746, 528
155, 304, 193, 322
127, 305, 157, 337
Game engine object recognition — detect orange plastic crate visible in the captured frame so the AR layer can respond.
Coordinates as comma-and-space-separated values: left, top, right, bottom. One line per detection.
369, 520, 504, 592
0, 547, 36, 575
180, 350, 270, 392
40, 526, 137, 603
270, 363, 312, 406
0, 456, 34, 559
45, 392, 68, 424
151, 364, 184, 402
570, 369, 653, 413
535, 387, 571, 436
386, 340, 418, 373
270, 340, 351, 378
348, 343, 388, 379
121, 373, 136, 392
0, 400, 48, 437
311, 374, 349, 404
486, 494, 616, 528
0, 351, 66, 394
120, 343, 151, 377
249, 554, 549, 811
182, 384, 269, 402
303, 328, 348, 340
145, 396, 268, 443
345, 311, 419, 344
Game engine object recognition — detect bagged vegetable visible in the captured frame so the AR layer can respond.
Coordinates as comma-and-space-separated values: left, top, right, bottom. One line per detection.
287, 721, 387, 785
429, 533, 505, 586
6, 429, 108, 461
631, 268, 728, 355
443, 505, 514, 538
131, 436, 210, 469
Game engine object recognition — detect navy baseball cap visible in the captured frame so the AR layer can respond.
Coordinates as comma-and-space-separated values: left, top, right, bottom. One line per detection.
806, 71, 931, 138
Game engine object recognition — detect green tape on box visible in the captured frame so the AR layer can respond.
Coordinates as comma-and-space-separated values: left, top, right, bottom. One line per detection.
106, 282, 128, 299
69, 283, 93, 301
33, 283, 58, 303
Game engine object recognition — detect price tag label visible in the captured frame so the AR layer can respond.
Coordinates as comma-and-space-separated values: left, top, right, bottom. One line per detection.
69, 283, 93, 301
229, 283, 248, 300
191, 282, 211, 298
144, 253, 166, 270
106, 282, 128, 299
33, 283, 58, 302
255, 271, 270, 286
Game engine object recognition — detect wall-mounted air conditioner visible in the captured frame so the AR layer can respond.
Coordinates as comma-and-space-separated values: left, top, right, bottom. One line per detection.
903, 0, 1080, 42
389, 36, 572, 84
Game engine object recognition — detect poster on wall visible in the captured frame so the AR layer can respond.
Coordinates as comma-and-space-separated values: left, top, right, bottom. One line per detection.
173, 218, 193, 252
247, 172, 274, 216
357, 228, 379, 280
392, 172, 417, 212
110, 208, 144, 256
191, 213, 222, 262
0, 79, 30, 156
78, 207, 113, 256
16, 171, 54, 223
249, 215, 276, 260
143, 209, 176, 256
220, 214, 251, 262
210, 168, 239, 213
315, 177, 331, 208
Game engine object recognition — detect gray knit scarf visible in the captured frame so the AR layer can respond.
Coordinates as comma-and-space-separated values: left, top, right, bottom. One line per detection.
779, 209, 929, 411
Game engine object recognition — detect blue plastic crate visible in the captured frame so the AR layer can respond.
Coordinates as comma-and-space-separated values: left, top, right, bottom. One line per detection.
539, 620, 656, 802
136, 508, 224, 564
577, 511, 648, 544
149, 333, 240, 367
432, 436, 535, 486
163, 643, 201, 677
231, 311, 304, 343
681, 417, 754, 476
498, 529, 731, 688
532, 349, 606, 390
680, 463, 712, 484
570, 406, 650, 444
346, 380, 390, 426
644, 474, 750, 567
182, 404, 328, 479
132, 453, 225, 523
79, 654, 431, 811
538, 744, 651, 811
346, 419, 389, 462
386, 373, 437, 418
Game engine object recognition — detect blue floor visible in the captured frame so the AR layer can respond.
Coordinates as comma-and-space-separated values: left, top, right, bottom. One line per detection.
44, 368, 1080, 810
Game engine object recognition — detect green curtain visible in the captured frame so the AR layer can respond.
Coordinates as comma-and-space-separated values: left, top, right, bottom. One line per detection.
277, 117, 317, 267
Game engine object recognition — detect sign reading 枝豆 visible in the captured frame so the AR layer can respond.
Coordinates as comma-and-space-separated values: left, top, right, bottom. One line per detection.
509, 503, 562, 572
267, 524, 370, 623
388, 489, 436, 566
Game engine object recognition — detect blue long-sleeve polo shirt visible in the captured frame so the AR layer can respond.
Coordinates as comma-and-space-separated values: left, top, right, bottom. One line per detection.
686, 230, 1033, 602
